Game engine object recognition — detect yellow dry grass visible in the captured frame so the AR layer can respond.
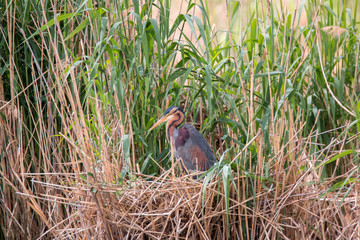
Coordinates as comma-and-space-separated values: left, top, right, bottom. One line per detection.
14, 166, 359, 239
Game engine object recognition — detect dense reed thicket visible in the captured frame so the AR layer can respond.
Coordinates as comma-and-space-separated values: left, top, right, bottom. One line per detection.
1, 0, 359, 239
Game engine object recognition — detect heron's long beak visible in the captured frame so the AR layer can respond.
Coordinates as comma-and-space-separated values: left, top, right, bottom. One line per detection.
148, 115, 169, 131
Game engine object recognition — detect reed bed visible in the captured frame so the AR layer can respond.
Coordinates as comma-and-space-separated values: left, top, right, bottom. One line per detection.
1, 0, 360, 239
17, 157, 359, 239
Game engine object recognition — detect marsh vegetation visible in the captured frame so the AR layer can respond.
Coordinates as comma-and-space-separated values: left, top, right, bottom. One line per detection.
1, 0, 359, 239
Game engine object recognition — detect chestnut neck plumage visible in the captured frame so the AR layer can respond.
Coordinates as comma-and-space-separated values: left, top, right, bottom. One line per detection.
166, 111, 184, 143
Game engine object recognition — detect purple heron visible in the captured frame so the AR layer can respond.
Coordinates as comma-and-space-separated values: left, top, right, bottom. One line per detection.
149, 106, 216, 171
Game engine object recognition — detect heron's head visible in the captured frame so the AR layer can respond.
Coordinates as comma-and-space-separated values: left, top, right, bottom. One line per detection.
149, 106, 185, 132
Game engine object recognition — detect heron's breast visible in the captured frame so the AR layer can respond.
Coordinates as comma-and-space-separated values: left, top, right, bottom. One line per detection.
174, 127, 190, 149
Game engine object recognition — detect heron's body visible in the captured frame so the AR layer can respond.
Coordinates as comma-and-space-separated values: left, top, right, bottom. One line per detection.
149, 106, 216, 172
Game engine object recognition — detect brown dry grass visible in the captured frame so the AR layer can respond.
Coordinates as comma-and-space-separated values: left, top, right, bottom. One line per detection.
14, 163, 359, 239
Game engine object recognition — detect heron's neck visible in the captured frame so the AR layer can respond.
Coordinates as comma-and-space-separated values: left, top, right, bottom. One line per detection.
166, 123, 178, 143
166, 114, 183, 142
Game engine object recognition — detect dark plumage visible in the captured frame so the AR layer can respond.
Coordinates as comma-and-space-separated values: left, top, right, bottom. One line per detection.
149, 106, 216, 172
